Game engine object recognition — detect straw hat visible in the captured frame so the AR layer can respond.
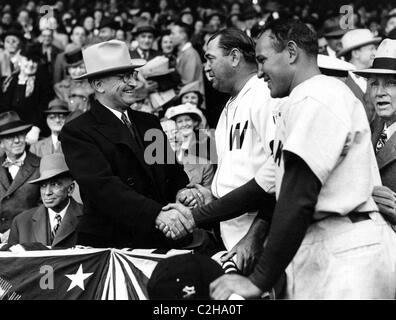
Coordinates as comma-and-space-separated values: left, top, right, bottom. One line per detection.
165, 103, 203, 123
353, 39, 396, 77
337, 29, 381, 57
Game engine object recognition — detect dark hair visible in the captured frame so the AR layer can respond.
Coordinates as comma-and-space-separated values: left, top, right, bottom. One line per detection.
343, 50, 352, 62
207, 27, 256, 64
259, 18, 318, 56
174, 21, 193, 40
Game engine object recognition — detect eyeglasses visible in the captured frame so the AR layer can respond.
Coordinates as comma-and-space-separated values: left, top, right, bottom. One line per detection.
47, 114, 67, 120
113, 70, 139, 84
68, 94, 88, 101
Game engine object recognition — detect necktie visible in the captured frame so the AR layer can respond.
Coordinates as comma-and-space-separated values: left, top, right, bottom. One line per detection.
2, 158, 24, 168
121, 112, 143, 148
375, 129, 387, 154
51, 214, 62, 241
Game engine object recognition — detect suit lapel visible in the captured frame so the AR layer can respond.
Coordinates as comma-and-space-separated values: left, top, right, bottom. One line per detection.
6, 153, 38, 197
91, 101, 157, 184
32, 206, 50, 245
0, 156, 11, 192
376, 130, 396, 170
52, 199, 82, 247
371, 116, 384, 147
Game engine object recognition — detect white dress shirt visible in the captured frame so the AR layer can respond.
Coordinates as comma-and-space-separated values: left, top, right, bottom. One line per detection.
48, 199, 70, 232
6, 152, 26, 180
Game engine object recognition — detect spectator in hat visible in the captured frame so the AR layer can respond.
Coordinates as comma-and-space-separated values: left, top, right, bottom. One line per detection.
160, 118, 214, 188
59, 40, 201, 249
165, 103, 212, 162
54, 47, 93, 103
322, 16, 347, 57
0, 27, 24, 79
384, 10, 396, 37
177, 80, 208, 129
8, 153, 83, 249
39, 16, 69, 52
53, 25, 87, 84
30, 99, 70, 158
97, 17, 118, 42
130, 22, 159, 61
170, 21, 204, 93
240, 7, 259, 37
1, 43, 52, 143
354, 38, 396, 225
180, 7, 194, 26
205, 11, 225, 34
0, 111, 41, 244
337, 29, 381, 123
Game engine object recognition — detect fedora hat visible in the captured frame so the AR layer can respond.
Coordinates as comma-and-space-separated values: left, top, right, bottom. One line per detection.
138, 56, 174, 78
147, 253, 224, 300
29, 153, 71, 184
64, 47, 83, 67
43, 99, 70, 114
165, 103, 203, 123
74, 40, 146, 80
353, 39, 396, 78
337, 29, 381, 57
318, 54, 356, 77
0, 111, 32, 137
132, 22, 157, 37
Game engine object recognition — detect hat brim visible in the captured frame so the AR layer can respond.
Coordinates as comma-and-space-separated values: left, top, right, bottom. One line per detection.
74, 59, 147, 80
43, 109, 70, 114
145, 68, 175, 78
353, 68, 396, 78
0, 124, 32, 137
29, 168, 70, 184
337, 38, 382, 57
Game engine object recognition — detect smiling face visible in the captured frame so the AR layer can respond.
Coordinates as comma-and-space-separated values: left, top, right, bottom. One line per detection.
204, 36, 234, 93
175, 114, 196, 137
4, 35, 21, 54
137, 32, 154, 51
67, 62, 86, 79
0, 132, 27, 159
19, 56, 38, 76
255, 30, 292, 98
94, 70, 140, 111
181, 92, 199, 105
160, 35, 173, 54
369, 75, 396, 125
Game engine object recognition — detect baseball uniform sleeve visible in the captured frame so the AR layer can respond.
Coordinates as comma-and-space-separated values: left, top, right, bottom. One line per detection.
283, 97, 351, 184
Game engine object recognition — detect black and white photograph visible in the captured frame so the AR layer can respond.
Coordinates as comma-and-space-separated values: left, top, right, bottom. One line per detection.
0, 0, 395, 306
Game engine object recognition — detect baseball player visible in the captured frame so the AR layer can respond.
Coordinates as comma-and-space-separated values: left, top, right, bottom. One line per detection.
209, 19, 396, 299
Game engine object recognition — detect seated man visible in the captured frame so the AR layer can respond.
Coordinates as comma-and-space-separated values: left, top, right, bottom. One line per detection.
0, 111, 41, 244
30, 98, 70, 157
8, 153, 83, 248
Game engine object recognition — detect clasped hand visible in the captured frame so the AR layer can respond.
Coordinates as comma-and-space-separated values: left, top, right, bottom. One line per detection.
155, 203, 196, 240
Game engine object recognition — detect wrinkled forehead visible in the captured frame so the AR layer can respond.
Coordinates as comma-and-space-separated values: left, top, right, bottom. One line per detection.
205, 36, 223, 57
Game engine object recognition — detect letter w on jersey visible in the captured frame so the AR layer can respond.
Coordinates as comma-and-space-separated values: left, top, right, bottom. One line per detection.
229, 121, 249, 150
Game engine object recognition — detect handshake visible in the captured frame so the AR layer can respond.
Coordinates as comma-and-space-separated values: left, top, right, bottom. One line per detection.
155, 184, 213, 240
155, 203, 195, 240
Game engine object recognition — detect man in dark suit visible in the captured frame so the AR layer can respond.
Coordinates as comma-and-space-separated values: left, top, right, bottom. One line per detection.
39, 28, 63, 80
130, 23, 159, 61
8, 153, 83, 249
59, 40, 199, 249
354, 38, 396, 225
0, 111, 41, 243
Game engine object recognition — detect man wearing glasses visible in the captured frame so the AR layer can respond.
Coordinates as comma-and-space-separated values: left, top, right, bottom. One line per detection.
59, 40, 198, 249
30, 99, 70, 158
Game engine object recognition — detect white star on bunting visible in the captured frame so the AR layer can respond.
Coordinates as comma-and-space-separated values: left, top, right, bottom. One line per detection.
65, 264, 93, 292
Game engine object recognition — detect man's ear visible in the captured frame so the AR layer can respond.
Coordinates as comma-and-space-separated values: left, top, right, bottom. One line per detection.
91, 79, 105, 93
287, 41, 298, 64
230, 48, 242, 68
67, 181, 75, 197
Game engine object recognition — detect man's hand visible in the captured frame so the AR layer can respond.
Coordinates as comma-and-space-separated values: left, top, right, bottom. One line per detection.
176, 188, 200, 208
159, 203, 196, 239
373, 185, 396, 224
155, 206, 195, 240
221, 234, 263, 276
210, 274, 263, 300
187, 183, 215, 205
